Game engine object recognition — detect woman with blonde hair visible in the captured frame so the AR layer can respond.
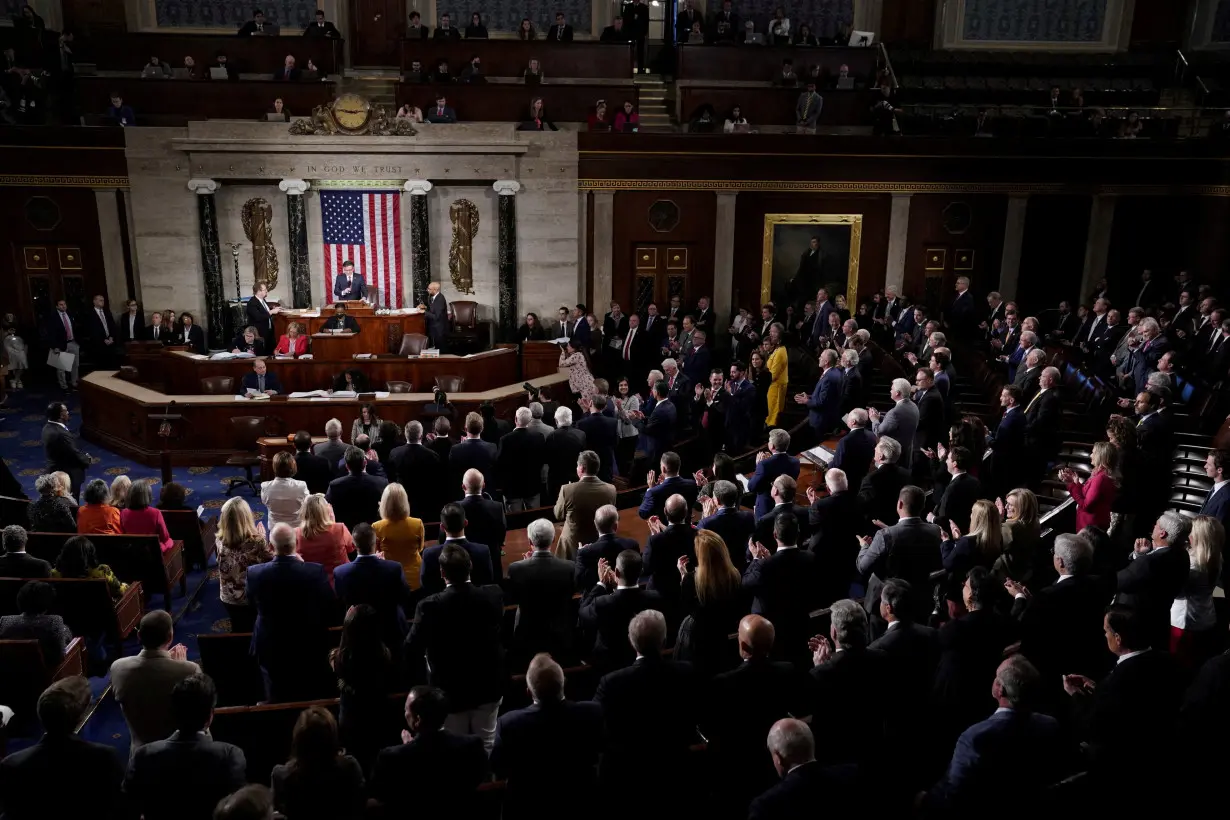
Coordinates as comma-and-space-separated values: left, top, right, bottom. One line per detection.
108, 475, 132, 510
941, 499, 1003, 617
371, 483, 425, 589
764, 322, 788, 426
275, 321, 309, 356
1171, 514, 1223, 667
1060, 441, 1117, 532
261, 451, 309, 530
215, 496, 272, 632
295, 494, 354, 585
994, 488, 1040, 583
675, 527, 747, 677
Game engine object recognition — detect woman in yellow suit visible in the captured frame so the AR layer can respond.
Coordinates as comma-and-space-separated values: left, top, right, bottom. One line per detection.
764, 322, 788, 426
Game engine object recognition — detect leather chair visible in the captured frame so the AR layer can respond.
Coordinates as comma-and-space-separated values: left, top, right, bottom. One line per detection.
386, 381, 414, 393
446, 300, 483, 353
225, 416, 266, 497
201, 376, 235, 395
435, 375, 465, 394
116, 365, 140, 383
398, 333, 429, 355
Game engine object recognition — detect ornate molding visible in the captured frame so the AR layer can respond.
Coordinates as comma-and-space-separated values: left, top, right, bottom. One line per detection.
313, 179, 409, 189
278, 178, 310, 196
404, 179, 434, 196
577, 179, 1230, 197
187, 178, 219, 195
0, 174, 130, 188
493, 180, 522, 196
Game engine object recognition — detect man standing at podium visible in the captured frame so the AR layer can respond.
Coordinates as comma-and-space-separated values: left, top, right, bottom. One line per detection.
420, 281, 448, 350
333, 260, 367, 302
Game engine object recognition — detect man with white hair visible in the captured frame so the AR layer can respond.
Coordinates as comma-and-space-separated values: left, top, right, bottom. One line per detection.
526, 402, 553, 438
1129, 316, 1171, 396
1007, 328, 1037, 384
245, 522, 337, 701
858, 436, 910, 529
554, 450, 615, 559
389, 419, 441, 519
574, 503, 639, 589
1116, 511, 1192, 651
751, 719, 836, 817
747, 429, 800, 519
496, 407, 547, 512
831, 407, 876, 487
1024, 365, 1062, 484
312, 417, 347, 473
838, 348, 864, 413
545, 404, 587, 503
948, 275, 975, 340
868, 377, 919, 469
506, 518, 575, 659
795, 348, 844, 446
1015, 346, 1045, 401
804, 468, 860, 604
660, 356, 691, 428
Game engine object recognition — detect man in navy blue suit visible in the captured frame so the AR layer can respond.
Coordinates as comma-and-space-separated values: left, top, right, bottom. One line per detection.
240, 359, 282, 396
947, 276, 976, 341
830, 408, 877, 489
448, 412, 497, 499
986, 385, 1026, 496
334, 523, 412, 648
1200, 450, 1230, 523
699, 479, 755, 571
638, 450, 699, 520
637, 381, 675, 468
332, 259, 367, 301
420, 281, 449, 349
574, 504, 640, 589
724, 360, 756, 451
565, 304, 591, 347
246, 523, 337, 701
809, 288, 835, 349
682, 329, 712, 385
419, 502, 493, 595
325, 447, 388, 531
577, 396, 619, 482
747, 428, 800, 520
796, 349, 844, 445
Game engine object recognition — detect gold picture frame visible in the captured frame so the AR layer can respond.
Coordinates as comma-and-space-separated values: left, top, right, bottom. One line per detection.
761, 213, 862, 309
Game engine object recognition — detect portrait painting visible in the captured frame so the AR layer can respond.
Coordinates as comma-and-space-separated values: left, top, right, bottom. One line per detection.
761, 213, 863, 312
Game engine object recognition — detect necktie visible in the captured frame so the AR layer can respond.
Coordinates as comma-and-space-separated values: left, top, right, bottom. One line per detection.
1024, 390, 1043, 414
258, 375, 265, 392
61, 312, 73, 342
1210, 331, 1221, 353
438, 107, 443, 116
153, 326, 159, 340
623, 328, 634, 360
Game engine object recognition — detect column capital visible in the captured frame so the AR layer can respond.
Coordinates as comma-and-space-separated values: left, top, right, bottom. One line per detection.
493, 180, 521, 196
404, 179, 433, 196
278, 178, 310, 196
187, 178, 219, 195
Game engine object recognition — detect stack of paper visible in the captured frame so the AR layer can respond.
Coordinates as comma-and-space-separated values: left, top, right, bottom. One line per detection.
288, 390, 330, 399
805, 445, 834, 465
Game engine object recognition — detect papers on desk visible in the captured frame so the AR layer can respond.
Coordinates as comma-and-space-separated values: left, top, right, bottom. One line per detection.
737, 474, 750, 492
420, 348, 440, 358
211, 352, 254, 360
331, 390, 357, 398
552, 337, 570, 344
297, 354, 313, 359
243, 390, 271, 400
354, 353, 374, 359
375, 391, 390, 399
46, 350, 76, 371
803, 445, 835, 466
289, 390, 330, 398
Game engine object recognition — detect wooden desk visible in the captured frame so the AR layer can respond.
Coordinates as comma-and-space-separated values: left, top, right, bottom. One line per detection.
79, 33, 344, 77
397, 82, 637, 123
74, 77, 336, 123
679, 85, 874, 127
163, 346, 520, 395
308, 333, 364, 359
258, 436, 326, 481
522, 341, 564, 381
273, 312, 426, 354
676, 44, 880, 82
401, 40, 632, 79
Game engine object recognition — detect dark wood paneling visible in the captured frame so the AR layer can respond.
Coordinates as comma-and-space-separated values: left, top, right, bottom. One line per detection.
350, 0, 406, 66
879, 0, 938, 46
676, 44, 879, 82
1018, 195, 1092, 311
902, 194, 1008, 302
1129, 0, 1187, 49
0, 126, 127, 177
62, 0, 129, 35
74, 77, 336, 124
77, 33, 344, 76
732, 192, 892, 308
401, 40, 632, 78
611, 191, 717, 309
399, 82, 634, 123
679, 86, 875, 127
1106, 196, 1230, 303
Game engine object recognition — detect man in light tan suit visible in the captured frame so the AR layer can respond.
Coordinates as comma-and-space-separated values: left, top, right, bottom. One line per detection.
553, 449, 616, 559
109, 610, 200, 757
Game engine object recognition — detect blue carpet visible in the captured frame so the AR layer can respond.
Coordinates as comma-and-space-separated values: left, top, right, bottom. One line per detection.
2, 388, 239, 756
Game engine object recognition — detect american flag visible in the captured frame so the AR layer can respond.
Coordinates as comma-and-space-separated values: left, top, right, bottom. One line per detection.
321, 190, 403, 308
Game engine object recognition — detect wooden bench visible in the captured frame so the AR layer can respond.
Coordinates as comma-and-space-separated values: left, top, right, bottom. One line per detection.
25, 532, 185, 612
78, 32, 344, 77
676, 44, 880, 82
0, 577, 143, 658
0, 637, 85, 734
401, 40, 631, 79
73, 77, 337, 124
198, 627, 342, 707
162, 509, 215, 571
679, 84, 875, 128
396, 81, 637, 123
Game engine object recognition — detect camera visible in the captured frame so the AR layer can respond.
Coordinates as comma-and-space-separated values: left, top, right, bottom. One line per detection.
523, 382, 541, 401
434, 387, 448, 406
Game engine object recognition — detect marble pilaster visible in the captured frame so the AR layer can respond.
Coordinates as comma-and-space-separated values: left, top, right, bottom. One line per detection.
94, 188, 130, 305
188, 178, 225, 349
1081, 195, 1117, 305
279, 178, 312, 309
404, 180, 433, 308
592, 192, 614, 313
998, 195, 1029, 302
494, 180, 521, 342
885, 194, 911, 298
713, 192, 737, 332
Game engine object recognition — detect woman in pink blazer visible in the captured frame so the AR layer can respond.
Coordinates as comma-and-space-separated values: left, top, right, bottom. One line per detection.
119, 479, 175, 553
1060, 441, 1118, 532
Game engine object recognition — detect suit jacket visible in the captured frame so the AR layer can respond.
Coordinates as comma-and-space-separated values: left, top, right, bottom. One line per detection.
573, 533, 640, 589
643, 523, 697, 604
176, 325, 206, 354
42, 422, 90, 492
602, 312, 629, 341
752, 502, 812, 555
575, 414, 618, 482
506, 552, 575, 656
872, 400, 919, 469
840, 366, 864, 414
809, 646, 890, 762
333, 555, 412, 648
856, 517, 943, 622
640, 397, 676, 465
304, 20, 341, 36
332, 272, 367, 300
320, 313, 360, 333
595, 657, 697, 775
244, 296, 275, 339
749, 761, 844, 820
1115, 546, 1190, 643
868, 621, 939, 703
831, 426, 876, 488
292, 449, 332, 494
547, 23, 575, 41
449, 437, 497, 497
637, 475, 699, 520
747, 452, 801, 519
419, 538, 493, 596
0, 550, 52, 578
858, 463, 911, 529
405, 582, 504, 710
0, 734, 125, 820
1013, 574, 1110, 683
1024, 388, 1063, 460
387, 442, 440, 518
544, 424, 588, 498
1080, 649, 1184, 767
85, 306, 117, 346
742, 547, 820, 661
807, 367, 845, 437
145, 322, 172, 345
682, 344, 712, 386
578, 584, 663, 670
1199, 482, 1230, 525
240, 370, 283, 395
246, 557, 335, 670
554, 476, 616, 558
496, 428, 547, 499
699, 507, 755, 572
453, 495, 506, 580
989, 408, 1026, 490
914, 387, 946, 449
43, 309, 79, 350
423, 292, 449, 343
125, 731, 247, 820
491, 700, 603, 820
325, 471, 388, 530
936, 472, 982, 533
369, 730, 489, 817
807, 491, 861, 603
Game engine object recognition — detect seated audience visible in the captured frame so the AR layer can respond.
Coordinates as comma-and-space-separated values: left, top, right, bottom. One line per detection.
614, 100, 639, 131
274, 54, 299, 81
465, 11, 488, 38
176, 313, 206, 352
0, 580, 71, 662
53, 535, 127, 598
518, 96, 557, 131
28, 472, 76, 533
261, 451, 309, 529
108, 474, 132, 509
242, 359, 282, 396
523, 58, 544, 83
426, 95, 457, 123
371, 482, 425, 588
271, 706, 365, 820
157, 481, 191, 511
0, 525, 51, 577
724, 105, 750, 133
120, 478, 174, 552
295, 493, 355, 584
215, 496, 273, 632
588, 99, 612, 131
77, 477, 121, 534
142, 55, 171, 78
110, 610, 201, 753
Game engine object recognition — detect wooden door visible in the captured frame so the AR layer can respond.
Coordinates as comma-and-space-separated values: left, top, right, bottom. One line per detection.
16, 244, 93, 329
630, 244, 692, 314
349, 0, 405, 66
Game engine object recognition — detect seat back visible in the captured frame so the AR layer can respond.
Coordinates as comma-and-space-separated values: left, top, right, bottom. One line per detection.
0, 576, 143, 646
162, 509, 213, 570
386, 381, 414, 393
200, 377, 235, 395
451, 300, 478, 329
398, 333, 429, 355
435, 375, 465, 393
230, 416, 267, 453
197, 631, 265, 707
26, 532, 168, 603
0, 496, 30, 528
0, 640, 57, 723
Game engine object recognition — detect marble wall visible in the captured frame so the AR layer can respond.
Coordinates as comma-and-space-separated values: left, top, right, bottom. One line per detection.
215, 185, 294, 306
430, 184, 500, 313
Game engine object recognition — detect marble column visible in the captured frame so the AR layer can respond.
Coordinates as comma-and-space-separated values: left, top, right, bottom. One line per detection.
494, 180, 521, 342
94, 188, 130, 304
592, 192, 614, 312
714, 192, 737, 330
187, 178, 225, 350
885, 193, 911, 297
279, 178, 312, 309
1081, 195, 1117, 305
404, 180, 433, 308
998, 195, 1029, 302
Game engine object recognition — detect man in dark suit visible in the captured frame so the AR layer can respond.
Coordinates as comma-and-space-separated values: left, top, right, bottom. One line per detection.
455, 470, 506, 583
807, 600, 889, 765
578, 549, 663, 671
334, 524, 412, 649
419, 503, 493, 595
858, 437, 911, 530
506, 519, 576, 660
1115, 511, 1192, 651
237, 9, 273, 35
0, 526, 52, 577
913, 367, 947, 450
449, 412, 497, 498
576, 398, 618, 483
574, 504, 640, 589
42, 401, 90, 499
723, 360, 756, 451
332, 259, 366, 301
830, 409, 876, 489
145, 310, 171, 345
1199, 449, 1230, 525
565, 304, 590, 348
0, 677, 125, 820
691, 368, 728, 459
369, 686, 489, 818
947, 277, 977, 341
805, 469, 861, 605
1024, 366, 1063, 485
547, 12, 574, 41
303, 9, 341, 36
642, 494, 696, 613
747, 429, 800, 519
124, 673, 247, 820
84, 293, 119, 369
325, 447, 388, 531
637, 381, 676, 467
682, 330, 712, 385
244, 282, 277, 341
988, 385, 1027, 497
405, 544, 504, 751
319, 302, 360, 333
750, 719, 846, 820
796, 349, 844, 445
544, 407, 588, 500
491, 654, 603, 820
602, 301, 629, 347
246, 524, 337, 701
856, 486, 942, 627
289, 431, 331, 494
867, 578, 938, 750
616, 313, 652, 387
387, 420, 440, 519
637, 451, 699, 520
240, 359, 282, 396
433, 12, 462, 39
699, 480, 755, 572
420, 281, 449, 349
594, 610, 696, 802
933, 446, 982, 533
406, 10, 431, 37
744, 512, 819, 666
43, 298, 81, 390
839, 349, 865, 413
116, 299, 145, 344
312, 418, 348, 474
497, 408, 547, 510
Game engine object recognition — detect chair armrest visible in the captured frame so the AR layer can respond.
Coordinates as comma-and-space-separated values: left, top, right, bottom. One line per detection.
114, 581, 144, 640
162, 540, 185, 585
53, 637, 85, 680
